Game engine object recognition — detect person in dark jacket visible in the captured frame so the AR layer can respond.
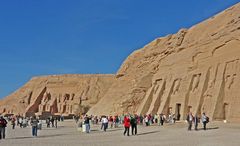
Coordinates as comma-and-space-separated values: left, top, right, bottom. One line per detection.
0, 116, 8, 140
55, 117, 58, 128
30, 116, 39, 137
11, 117, 16, 129
51, 117, 55, 127
194, 114, 199, 131
130, 115, 137, 135
84, 115, 90, 133
123, 115, 130, 136
160, 114, 165, 126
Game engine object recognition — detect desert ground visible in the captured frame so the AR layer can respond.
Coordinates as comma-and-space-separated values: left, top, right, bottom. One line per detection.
0, 120, 240, 146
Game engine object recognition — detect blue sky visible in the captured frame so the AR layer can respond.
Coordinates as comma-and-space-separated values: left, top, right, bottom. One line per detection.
0, 0, 239, 99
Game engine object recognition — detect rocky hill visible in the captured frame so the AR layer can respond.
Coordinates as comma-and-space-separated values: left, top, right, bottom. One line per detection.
88, 3, 240, 122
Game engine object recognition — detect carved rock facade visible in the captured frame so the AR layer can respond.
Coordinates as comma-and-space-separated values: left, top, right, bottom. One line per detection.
1, 3, 240, 122
88, 3, 240, 122
0, 74, 114, 117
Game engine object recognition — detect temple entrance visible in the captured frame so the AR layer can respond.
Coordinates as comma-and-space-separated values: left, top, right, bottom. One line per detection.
224, 103, 229, 120
175, 103, 181, 121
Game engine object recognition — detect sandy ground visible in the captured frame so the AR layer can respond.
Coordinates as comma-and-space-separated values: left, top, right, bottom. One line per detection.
0, 120, 240, 146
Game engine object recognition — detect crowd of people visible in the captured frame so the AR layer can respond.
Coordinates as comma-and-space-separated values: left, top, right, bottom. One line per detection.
74, 112, 209, 136
46, 116, 58, 128
75, 113, 172, 130
0, 114, 65, 140
0, 111, 210, 140
75, 114, 139, 135
186, 112, 209, 131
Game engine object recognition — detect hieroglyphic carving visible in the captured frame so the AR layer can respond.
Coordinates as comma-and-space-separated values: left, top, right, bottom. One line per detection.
192, 74, 201, 92
173, 79, 181, 94
224, 59, 239, 90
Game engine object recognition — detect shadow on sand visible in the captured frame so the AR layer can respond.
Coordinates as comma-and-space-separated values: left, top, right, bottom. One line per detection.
90, 128, 123, 133
198, 127, 219, 131
43, 126, 65, 130
137, 130, 160, 136
8, 133, 70, 140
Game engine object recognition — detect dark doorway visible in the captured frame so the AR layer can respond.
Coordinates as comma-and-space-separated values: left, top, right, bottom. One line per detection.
175, 103, 181, 120
224, 103, 229, 120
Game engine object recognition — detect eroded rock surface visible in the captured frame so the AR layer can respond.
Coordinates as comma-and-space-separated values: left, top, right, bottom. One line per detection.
88, 3, 240, 122
1, 3, 240, 122
0, 74, 114, 117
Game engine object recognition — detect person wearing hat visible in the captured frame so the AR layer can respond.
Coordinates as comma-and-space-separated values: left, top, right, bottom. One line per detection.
0, 115, 8, 140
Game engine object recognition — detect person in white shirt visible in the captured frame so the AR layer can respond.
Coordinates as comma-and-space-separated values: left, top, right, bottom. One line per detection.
101, 116, 108, 132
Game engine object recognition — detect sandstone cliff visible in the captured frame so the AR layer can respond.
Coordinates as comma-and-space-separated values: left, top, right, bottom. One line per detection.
1, 3, 240, 122
88, 3, 240, 122
0, 74, 114, 117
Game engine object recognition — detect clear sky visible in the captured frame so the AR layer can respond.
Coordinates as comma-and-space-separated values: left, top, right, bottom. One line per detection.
0, 0, 239, 99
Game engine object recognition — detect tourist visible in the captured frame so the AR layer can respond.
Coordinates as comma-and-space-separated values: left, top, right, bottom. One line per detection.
101, 116, 108, 132
94, 116, 98, 124
19, 117, 23, 128
51, 117, 55, 127
113, 115, 119, 128
55, 117, 58, 128
123, 115, 130, 136
172, 114, 176, 123
120, 114, 124, 124
139, 115, 144, 125
26, 117, 30, 127
22, 117, 27, 128
0, 115, 8, 140
168, 113, 175, 124
194, 114, 199, 131
149, 114, 154, 125
202, 113, 209, 130
100, 116, 104, 130
186, 112, 193, 131
11, 116, 16, 129
144, 115, 149, 126
84, 115, 90, 133
130, 115, 137, 135
109, 116, 113, 128
74, 115, 79, 123
17, 116, 19, 126
38, 119, 42, 130
160, 114, 165, 126
60, 115, 64, 121
155, 114, 160, 124
30, 116, 39, 137
46, 117, 50, 128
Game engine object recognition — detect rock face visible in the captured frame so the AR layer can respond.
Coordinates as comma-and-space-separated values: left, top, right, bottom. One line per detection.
88, 3, 240, 122
1, 3, 240, 122
0, 74, 115, 117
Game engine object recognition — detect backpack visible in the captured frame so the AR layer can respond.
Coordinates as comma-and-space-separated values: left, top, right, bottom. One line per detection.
206, 117, 209, 123
130, 117, 137, 125
0, 119, 7, 127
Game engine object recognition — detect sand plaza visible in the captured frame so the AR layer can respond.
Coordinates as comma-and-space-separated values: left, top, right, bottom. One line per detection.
0, 120, 240, 146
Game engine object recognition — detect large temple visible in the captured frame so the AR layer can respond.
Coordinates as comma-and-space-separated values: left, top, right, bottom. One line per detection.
1, 3, 240, 122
